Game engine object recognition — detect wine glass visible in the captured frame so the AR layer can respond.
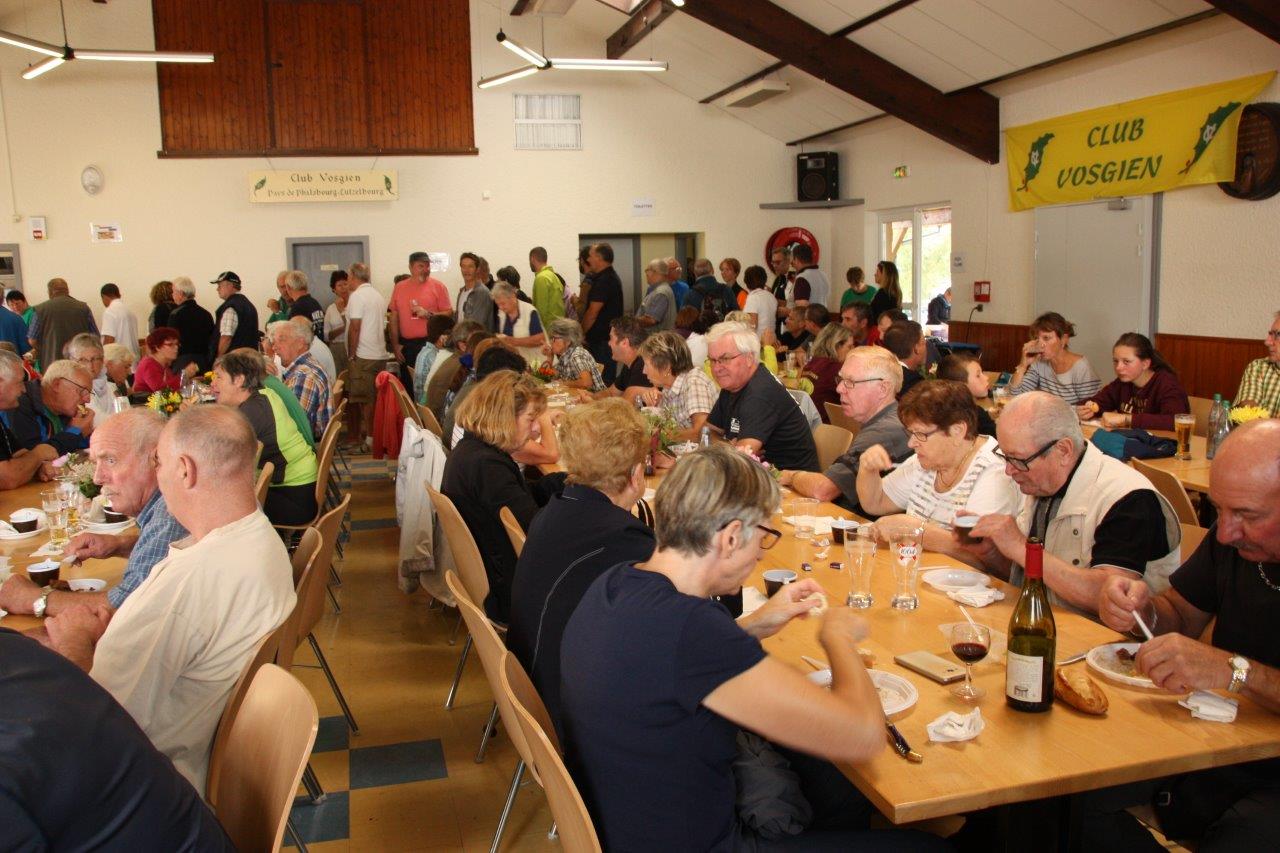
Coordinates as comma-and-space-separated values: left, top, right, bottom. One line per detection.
950, 623, 991, 701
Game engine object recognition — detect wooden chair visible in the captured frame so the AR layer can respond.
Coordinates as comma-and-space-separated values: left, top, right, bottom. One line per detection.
417, 403, 444, 440
499, 505, 525, 557
277, 497, 359, 735
211, 665, 319, 853
446, 572, 539, 851
500, 653, 602, 853
1188, 396, 1212, 436
823, 402, 861, 439
1130, 458, 1199, 526
812, 423, 854, 471
1180, 522, 1208, 562
254, 462, 274, 507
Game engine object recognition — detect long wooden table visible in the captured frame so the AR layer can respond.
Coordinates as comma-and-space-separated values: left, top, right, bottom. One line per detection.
1079, 423, 1213, 494
754, 498, 1279, 825
0, 480, 127, 633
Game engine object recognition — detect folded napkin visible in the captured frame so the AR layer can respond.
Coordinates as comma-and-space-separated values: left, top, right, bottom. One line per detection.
1179, 690, 1238, 723
0, 609, 7, 621
742, 586, 768, 617
946, 588, 1005, 607
29, 542, 65, 558
926, 707, 985, 742
780, 515, 833, 535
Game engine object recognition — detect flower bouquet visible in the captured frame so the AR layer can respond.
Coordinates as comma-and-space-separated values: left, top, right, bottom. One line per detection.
52, 451, 100, 499
737, 445, 782, 481
527, 359, 558, 383
642, 407, 682, 453
1229, 405, 1271, 427
197, 371, 215, 385
147, 389, 184, 417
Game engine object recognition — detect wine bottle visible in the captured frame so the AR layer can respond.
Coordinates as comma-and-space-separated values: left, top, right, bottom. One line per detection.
1006, 537, 1055, 712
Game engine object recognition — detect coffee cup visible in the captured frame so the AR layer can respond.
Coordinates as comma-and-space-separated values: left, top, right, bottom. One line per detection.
9, 509, 39, 533
27, 559, 60, 587
953, 511, 980, 544
763, 569, 797, 597
102, 503, 127, 524
830, 519, 857, 545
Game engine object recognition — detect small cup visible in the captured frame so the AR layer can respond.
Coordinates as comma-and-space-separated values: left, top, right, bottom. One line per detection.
9, 509, 39, 533
953, 511, 981, 544
762, 569, 797, 597
830, 519, 857, 546
27, 560, 60, 588
788, 498, 819, 541
102, 503, 128, 524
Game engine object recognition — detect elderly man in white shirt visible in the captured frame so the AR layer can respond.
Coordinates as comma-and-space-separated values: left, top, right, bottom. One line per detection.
66, 333, 118, 422
45, 404, 296, 795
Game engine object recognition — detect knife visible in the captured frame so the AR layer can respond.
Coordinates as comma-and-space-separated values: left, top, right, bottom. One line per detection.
885, 721, 923, 763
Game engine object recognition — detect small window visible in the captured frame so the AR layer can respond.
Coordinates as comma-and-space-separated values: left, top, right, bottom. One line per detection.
514, 93, 582, 151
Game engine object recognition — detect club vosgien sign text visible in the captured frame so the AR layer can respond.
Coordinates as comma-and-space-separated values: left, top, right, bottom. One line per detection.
248, 170, 398, 203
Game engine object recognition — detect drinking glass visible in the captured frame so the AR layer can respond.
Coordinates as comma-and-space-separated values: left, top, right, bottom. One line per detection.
992, 387, 1009, 414
887, 522, 924, 611
56, 481, 79, 529
789, 497, 818, 541
113, 396, 131, 414
41, 489, 69, 550
845, 536, 877, 608
1174, 413, 1195, 460
950, 623, 991, 701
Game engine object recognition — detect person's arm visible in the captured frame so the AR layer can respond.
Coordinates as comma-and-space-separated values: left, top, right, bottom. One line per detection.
783, 469, 842, 502
580, 301, 603, 334
346, 318, 362, 360
854, 444, 904, 517
44, 604, 112, 671
505, 332, 545, 348
102, 334, 116, 344
512, 411, 560, 466
0, 449, 50, 490
389, 305, 403, 363
1008, 341, 1042, 392
792, 277, 811, 310
481, 456, 540, 530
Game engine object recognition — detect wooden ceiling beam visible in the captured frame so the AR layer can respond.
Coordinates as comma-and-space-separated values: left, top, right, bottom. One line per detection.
510, 0, 535, 14
1206, 0, 1280, 44
680, 0, 999, 162
606, 0, 676, 60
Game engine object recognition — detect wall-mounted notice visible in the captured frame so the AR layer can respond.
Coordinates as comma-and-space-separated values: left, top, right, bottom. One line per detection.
90, 222, 122, 243
631, 197, 655, 217
249, 170, 399, 203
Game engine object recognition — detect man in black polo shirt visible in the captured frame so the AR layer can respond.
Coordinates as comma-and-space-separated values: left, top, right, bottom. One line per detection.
706, 321, 819, 472
581, 243, 623, 384
593, 315, 651, 404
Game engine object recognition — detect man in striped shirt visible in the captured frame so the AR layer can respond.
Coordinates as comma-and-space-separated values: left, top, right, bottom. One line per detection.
1235, 311, 1280, 417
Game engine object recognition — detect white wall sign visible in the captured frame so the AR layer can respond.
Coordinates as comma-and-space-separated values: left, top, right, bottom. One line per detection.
29, 216, 46, 241
90, 222, 122, 243
428, 252, 451, 272
631, 197, 655, 217
249, 170, 398, 204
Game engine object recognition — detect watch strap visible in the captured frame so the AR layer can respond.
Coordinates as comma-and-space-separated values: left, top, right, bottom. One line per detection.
33, 589, 51, 618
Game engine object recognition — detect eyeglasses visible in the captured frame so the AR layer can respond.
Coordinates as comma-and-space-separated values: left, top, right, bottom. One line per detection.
1267, 330, 1280, 340
836, 375, 883, 391
717, 520, 781, 550
993, 439, 1060, 472
905, 426, 941, 443
60, 376, 91, 397
75, 355, 104, 367
708, 352, 745, 367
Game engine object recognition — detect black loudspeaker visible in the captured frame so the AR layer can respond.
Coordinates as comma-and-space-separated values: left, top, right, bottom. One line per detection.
797, 151, 839, 201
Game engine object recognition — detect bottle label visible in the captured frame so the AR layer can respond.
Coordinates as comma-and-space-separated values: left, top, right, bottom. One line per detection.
1006, 651, 1044, 703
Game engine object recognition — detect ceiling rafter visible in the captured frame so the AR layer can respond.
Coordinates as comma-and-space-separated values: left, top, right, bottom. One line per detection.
510, 0, 535, 14
606, 0, 676, 60
680, 0, 999, 162
1205, 0, 1280, 44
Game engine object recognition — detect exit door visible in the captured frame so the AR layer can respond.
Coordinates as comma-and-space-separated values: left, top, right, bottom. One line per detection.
286, 237, 369, 310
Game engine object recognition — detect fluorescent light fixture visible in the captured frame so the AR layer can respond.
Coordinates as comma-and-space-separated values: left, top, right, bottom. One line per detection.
477, 65, 541, 90
549, 58, 667, 72
22, 55, 65, 79
0, 29, 63, 58
496, 32, 549, 69
76, 50, 214, 63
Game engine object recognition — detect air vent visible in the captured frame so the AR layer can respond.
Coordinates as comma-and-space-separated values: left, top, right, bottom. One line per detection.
724, 79, 790, 109
514, 93, 582, 150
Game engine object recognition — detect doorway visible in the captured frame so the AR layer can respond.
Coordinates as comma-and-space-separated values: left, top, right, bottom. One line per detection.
286, 237, 369, 310
877, 205, 952, 321
0, 244, 22, 295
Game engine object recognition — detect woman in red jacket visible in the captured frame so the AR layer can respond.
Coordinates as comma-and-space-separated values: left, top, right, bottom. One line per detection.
1077, 332, 1190, 430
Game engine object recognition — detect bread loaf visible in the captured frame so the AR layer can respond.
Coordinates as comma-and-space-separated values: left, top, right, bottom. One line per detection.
1054, 668, 1108, 715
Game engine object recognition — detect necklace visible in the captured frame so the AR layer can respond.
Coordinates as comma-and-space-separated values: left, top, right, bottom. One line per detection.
1257, 562, 1280, 592
936, 440, 979, 492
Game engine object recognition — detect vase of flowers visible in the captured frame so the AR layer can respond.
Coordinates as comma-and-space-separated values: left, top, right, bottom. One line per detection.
527, 359, 558, 383
147, 389, 184, 417
51, 451, 100, 499
1229, 405, 1271, 428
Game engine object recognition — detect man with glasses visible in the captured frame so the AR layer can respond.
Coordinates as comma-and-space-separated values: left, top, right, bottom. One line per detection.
957, 391, 1180, 616
1234, 310, 1280, 417
6, 359, 95, 454
780, 346, 911, 515
706, 321, 819, 472
67, 333, 117, 422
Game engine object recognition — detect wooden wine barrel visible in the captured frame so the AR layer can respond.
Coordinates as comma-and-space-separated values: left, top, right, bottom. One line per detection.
1220, 102, 1280, 201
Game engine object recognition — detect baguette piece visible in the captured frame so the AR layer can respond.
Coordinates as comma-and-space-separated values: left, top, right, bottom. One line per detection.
1055, 668, 1109, 715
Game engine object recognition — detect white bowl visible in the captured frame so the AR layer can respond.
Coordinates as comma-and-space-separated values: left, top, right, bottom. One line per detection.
922, 568, 991, 590
667, 441, 698, 457
68, 578, 107, 592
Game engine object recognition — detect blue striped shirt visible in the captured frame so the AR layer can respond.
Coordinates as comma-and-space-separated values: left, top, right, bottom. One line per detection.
106, 490, 189, 609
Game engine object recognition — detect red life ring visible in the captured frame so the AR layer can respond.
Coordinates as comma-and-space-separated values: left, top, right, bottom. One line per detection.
764, 227, 819, 266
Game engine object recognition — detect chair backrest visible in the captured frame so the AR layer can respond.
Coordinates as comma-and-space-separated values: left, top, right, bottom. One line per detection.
321, 400, 346, 450
311, 419, 341, 507
445, 571, 537, 770
822, 401, 861, 438
279, 495, 351, 670
500, 653, 602, 853
331, 379, 346, 410
205, 619, 291, 806
212, 665, 319, 853
1188, 396, 1212, 436
417, 403, 444, 439
499, 505, 525, 557
812, 422, 854, 471
1179, 522, 1208, 563
428, 485, 490, 605
289, 527, 323, 587
1130, 458, 1199, 526
390, 376, 424, 428
254, 461, 274, 507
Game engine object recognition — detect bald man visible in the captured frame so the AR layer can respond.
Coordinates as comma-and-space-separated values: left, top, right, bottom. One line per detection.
45, 405, 295, 795
1082, 420, 1280, 851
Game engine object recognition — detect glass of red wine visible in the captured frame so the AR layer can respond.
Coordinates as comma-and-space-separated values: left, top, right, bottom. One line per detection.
950, 623, 991, 701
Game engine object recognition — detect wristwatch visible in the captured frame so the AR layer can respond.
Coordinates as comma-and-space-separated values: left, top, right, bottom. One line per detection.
1228, 655, 1251, 693
33, 589, 52, 619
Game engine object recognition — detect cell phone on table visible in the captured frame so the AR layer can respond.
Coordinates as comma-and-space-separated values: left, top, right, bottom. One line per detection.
894, 651, 965, 684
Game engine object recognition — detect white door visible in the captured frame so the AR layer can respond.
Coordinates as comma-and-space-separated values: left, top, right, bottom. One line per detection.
1034, 197, 1154, 381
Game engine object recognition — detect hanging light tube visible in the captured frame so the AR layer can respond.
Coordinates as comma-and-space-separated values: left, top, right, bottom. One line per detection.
76, 49, 214, 63
477, 65, 541, 90
549, 58, 667, 72
496, 32, 549, 69
0, 30, 64, 58
22, 55, 65, 79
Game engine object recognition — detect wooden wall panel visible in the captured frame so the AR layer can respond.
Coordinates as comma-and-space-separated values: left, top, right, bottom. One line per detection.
267, 2, 368, 151
1155, 333, 1264, 400
951, 320, 1029, 373
153, 0, 271, 153
153, 0, 475, 156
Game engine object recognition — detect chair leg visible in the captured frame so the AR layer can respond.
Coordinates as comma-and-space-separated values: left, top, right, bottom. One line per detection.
301, 763, 326, 803
548, 822, 558, 840
307, 633, 360, 734
286, 819, 309, 852
476, 702, 498, 763
490, 760, 525, 853
444, 633, 472, 709
326, 585, 341, 614
328, 563, 342, 587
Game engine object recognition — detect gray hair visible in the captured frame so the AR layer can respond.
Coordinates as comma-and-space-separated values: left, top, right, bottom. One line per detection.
548, 318, 584, 348
172, 275, 196, 297
693, 258, 713, 277
267, 319, 312, 347
1003, 391, 1084, 452
67, 333, 104, 358
165, 404, 258, 482
846, 345, 902, 394
491, 282, 519, 302
705, 321, 760, 364
284, 270, 309, 292
0, 349, 23, 381
101, 407, 166, 459
811, 323, 853, 360
723, 310, 751, 325
348, 262, 370, 283
103, 343, 135, 368
638, 331, 693, 375
41, 359, 91, 389
646, 258, 669, 277
215, 350, 266, 393
654, 445, 779, 557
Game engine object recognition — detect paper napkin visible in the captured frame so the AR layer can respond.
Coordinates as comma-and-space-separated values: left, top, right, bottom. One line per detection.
946, 588, 1005, 607
741, 586, 768, 617
1179, 690, 1238, 723
926, 707, 985, 742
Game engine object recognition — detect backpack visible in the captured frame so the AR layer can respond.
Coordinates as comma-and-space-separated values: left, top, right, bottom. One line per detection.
555, 271, 578, 321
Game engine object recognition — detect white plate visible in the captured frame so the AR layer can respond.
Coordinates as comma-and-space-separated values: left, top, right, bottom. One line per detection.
1087, 642, 1156, 689
922, 568, 991, 591
82, 518, 135, 534
68, 578, 106, 592
0, 512, 46, 541
806, 668, 919, 716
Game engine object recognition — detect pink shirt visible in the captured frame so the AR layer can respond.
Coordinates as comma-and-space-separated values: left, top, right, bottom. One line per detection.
390, 277, 451, 339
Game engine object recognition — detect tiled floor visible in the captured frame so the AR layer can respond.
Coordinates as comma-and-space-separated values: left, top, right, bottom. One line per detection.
284, 456, 556, 852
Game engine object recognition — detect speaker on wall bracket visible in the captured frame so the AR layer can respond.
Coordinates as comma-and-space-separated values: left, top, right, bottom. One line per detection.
797, 151, 839, 201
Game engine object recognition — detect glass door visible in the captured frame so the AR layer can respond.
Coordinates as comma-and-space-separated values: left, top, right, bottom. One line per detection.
878, 205, 951, 322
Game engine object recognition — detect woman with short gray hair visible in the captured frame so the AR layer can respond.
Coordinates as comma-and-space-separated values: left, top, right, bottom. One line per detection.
637, 331, 717, 441
544, 318, 604, 392
494, 281, 545, 364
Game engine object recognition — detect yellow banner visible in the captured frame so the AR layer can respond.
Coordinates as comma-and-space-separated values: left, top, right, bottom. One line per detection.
248, 170, 398, 204
1006, 72, 1274, 211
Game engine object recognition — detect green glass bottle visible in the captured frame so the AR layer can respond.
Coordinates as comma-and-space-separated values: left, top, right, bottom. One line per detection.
1006, 537, 1056, 712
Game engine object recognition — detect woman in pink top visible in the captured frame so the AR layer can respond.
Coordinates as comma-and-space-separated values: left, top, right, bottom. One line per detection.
132, 327, 196, 394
